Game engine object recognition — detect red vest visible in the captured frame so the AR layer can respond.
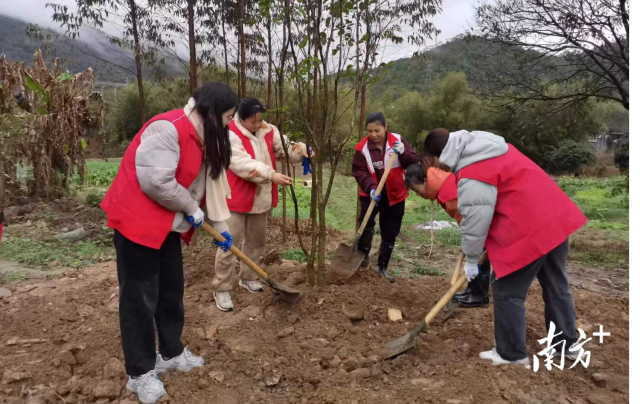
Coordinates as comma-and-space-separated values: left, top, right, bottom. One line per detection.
101, 109, 203, 249
354, 133, 408, 206
456, 145, 587, 278
226, 120, 278, 212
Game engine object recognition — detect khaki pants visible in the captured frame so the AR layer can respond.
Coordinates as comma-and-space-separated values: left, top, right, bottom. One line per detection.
212, 212, 267, 291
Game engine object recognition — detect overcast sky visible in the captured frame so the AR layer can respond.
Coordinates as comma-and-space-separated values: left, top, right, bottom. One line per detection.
0, 0, 481, 62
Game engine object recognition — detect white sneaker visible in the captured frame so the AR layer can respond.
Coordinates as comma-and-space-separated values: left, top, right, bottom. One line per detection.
239, 279, 264, 293
479, 348, 530, 366
155, 348, 205, 373
213, 291, 234, 311
553, 342, 587, 361
126, 370, 165, 404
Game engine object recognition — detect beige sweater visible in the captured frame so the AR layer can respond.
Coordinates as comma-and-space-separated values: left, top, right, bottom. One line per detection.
227, 115, 306, 214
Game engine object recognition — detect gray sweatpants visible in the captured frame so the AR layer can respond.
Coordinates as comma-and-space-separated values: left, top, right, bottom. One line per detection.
491, 238, 577, 361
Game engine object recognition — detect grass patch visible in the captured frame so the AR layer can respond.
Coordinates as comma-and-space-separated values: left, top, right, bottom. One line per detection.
569, 250, 628, 269
73, 159, 121, 191
281, 248, 307, 263
413, 265, 446, 277
2, 238, 112, 268
1, 273, 26, 284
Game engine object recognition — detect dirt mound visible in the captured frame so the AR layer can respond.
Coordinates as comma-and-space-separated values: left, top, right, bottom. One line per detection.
0, 248, 629, 404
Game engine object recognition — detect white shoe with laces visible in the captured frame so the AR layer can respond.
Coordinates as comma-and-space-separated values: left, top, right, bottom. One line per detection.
126, 370, 165, 404
239, 279, 264, 293
214, 291, 234, 311
479, 348, 530, 367
155, 348, 205, 373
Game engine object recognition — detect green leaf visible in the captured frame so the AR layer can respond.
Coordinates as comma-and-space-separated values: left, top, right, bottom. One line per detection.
58, 72, 74, 82
36, 107, 47, 115
81, 138, 87, 150
299, 36, 308, 49
24, 75, 44, 95
63, 144, 70, 155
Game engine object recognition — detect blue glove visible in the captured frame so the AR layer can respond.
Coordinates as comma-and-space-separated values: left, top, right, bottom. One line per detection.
213, 231, 233, 252
186, 208, 204, 228
302, 157, 312, 175
370, 189, 381, 202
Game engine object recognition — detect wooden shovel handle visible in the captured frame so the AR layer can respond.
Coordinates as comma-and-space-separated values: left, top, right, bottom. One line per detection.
451, 253, 464, 286
421, 251, 490, 328
200, 222, 269, 282
355, 152, 398, 238
425, 276, 468, 325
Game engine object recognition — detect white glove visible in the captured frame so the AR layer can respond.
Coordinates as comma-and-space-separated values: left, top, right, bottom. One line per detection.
464, 261, 480, 282
186, 208, 205, 228
392, 140, 405, 155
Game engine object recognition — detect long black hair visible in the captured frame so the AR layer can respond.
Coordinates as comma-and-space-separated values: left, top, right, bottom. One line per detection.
192, 82, 238, 180
237, 97, 266, 120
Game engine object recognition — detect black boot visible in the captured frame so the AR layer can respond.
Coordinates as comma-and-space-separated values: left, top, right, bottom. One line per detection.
375, 241, 396, 283
453, 279, 478, 302
456, 271, 490, 307
357, 228, 374, 270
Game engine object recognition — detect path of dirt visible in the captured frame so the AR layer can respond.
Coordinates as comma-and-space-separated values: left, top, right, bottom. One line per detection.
0, 245, 629, 404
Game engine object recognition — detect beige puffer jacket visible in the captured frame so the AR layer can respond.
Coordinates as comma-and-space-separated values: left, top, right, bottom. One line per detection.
228, 115, 307, 214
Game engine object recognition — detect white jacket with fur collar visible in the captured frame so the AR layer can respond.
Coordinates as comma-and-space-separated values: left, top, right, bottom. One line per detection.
228, 115, 306, 214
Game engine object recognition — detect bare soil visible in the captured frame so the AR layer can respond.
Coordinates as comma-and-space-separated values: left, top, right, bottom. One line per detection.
0, 234, 629, 404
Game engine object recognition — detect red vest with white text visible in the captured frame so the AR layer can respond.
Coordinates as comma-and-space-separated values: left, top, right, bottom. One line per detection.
101, 109, 203, 249
226, 120, 278, 212
354, 132, 407, 206
456, 145, 587, 278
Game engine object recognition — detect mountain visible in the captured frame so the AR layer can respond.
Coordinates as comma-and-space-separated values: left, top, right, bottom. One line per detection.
0, 14, 184, 83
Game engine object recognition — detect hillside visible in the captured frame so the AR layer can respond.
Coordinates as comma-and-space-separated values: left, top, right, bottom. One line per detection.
370, 35, 515, 98
0, 14, 184, 83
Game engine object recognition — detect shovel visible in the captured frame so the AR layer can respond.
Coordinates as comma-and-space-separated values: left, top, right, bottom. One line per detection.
200, 222, 302, 304
329, 152, 398, 280
382, 252, 488, 359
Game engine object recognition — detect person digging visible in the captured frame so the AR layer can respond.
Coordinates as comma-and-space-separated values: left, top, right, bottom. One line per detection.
101, 83, 238, 403
419, 128, 587, 366
351, 112, 418, 282
405, 157, 491, 308
210, 97, 312, 312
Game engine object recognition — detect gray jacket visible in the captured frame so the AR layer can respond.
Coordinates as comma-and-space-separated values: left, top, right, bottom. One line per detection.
439, 130, 508, 265
135, 119, 228, 234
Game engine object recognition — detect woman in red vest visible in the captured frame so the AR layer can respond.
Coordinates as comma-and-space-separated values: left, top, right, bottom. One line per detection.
101, 83, 238, 403
352, 112, 418, 282
404, 158, 492, 308
422, 128, 587, 366
211, 97, 311, 312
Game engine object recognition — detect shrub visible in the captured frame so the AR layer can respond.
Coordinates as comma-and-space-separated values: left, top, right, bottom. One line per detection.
549, 141, 595, 174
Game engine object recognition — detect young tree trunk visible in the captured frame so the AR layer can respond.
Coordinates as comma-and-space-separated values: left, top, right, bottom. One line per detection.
238, 0, 247, 98
222, 22, 230, 84
266, 10, 273, 110
129, 0, 146, 125
187, 0, 197, 93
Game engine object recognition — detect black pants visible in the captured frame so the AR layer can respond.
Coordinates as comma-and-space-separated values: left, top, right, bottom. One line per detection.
114, 230, 185, 376
357, 193, 405, 269
492, 239, 577, 361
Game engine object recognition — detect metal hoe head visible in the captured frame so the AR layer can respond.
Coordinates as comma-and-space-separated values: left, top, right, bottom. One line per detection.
329, 241, 366, 280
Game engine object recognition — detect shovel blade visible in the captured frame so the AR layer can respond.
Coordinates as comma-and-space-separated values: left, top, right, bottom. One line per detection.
438, 300, 459, 323
329, 242, 365, 280
265, 277, 303, 304
381, 333, 417, 360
